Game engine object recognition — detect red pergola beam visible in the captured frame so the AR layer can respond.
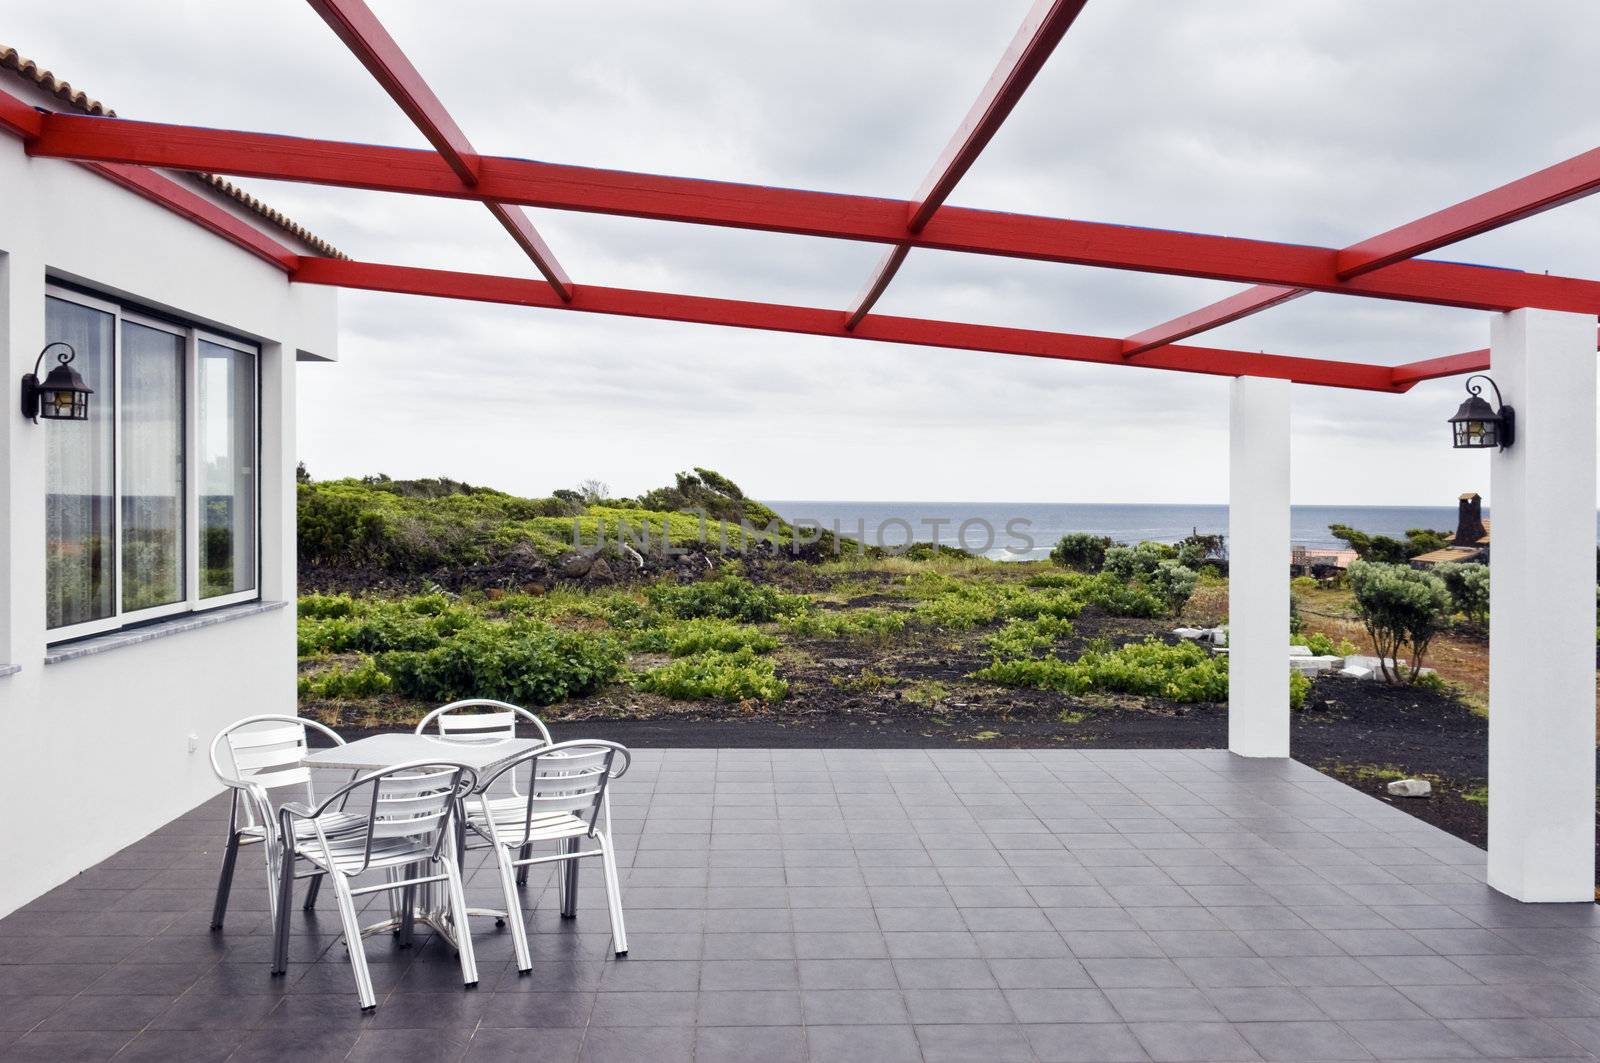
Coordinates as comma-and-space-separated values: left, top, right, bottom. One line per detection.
1125, 144, 1600, 357
0, 102, 297, 269
0, 90, 42, 139
1339, 147, 1600, 279
306, 0, 573, 299
1122, 285, 1303, 357
27, 111, 1600, 317
1388, 348, 1489, 388
293, 256, 1406, 393
846, 0, 1089, 327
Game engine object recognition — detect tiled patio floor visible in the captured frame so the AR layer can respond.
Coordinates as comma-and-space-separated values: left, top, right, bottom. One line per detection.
3, 749, 1599, 1062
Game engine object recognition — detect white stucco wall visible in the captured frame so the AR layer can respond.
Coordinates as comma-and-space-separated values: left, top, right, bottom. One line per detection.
0, 142, 337, 915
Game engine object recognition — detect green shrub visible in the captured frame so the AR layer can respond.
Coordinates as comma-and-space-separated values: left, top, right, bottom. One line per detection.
1347, 560, 1452, 684
648, 575, 806, 623
633, 647, 787, 702
630, 618, 778, 656
298, 657, 393, 700
782, 608, 908, 640
1079, 574, 1167, 618
299, 593, 361, 619
1433, 562, 1489, 623
1049, 533, 1113, 572
1301, 631, 1359, 658
1024, 572, 1082, 590
975, 637, 1227, 702
1289, 670, 1311, 710
1102, 541, 1177, 581
378, 620, 625, 705
984, 615, 1075, 659
1147, 560, 1199, 612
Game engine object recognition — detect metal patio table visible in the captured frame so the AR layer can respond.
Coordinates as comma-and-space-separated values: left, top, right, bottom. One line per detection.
303, 733, 542, 950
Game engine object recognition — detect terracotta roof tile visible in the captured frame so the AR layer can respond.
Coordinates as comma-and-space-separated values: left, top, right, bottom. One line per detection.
1, 44, 346, 260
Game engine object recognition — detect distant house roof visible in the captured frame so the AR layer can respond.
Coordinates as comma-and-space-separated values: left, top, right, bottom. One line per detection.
1413, 545, 1484, 565
1, 45, 346, 260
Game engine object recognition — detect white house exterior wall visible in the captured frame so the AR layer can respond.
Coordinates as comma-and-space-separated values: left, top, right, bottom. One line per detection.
0, 140, 336, 916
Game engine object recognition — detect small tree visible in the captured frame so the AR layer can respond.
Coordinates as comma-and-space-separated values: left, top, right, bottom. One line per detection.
1102, 540, 1176, 581
1148, 559, 1199, 614
1050, 532, 1113, 572
1433, 562, 1489, 623
1347, 560, 1452, 683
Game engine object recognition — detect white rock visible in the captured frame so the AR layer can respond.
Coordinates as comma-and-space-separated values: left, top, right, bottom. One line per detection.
1386, 778, 1432, 798
1289, 644, 1312, 657
1173, 627, 1204, 640
1291, 655, 1344, 675
1339, 665, 1374, 680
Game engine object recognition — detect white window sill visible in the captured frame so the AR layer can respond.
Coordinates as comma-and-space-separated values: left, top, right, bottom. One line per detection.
44, 600, 288, 665
0, 663, 19, 679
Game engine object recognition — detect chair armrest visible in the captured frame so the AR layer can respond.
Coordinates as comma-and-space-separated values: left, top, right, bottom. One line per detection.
278, 800, 317, 821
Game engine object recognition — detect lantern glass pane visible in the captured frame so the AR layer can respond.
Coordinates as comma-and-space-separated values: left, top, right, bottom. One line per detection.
44, 297, 114, 629
120, 321, 185, 612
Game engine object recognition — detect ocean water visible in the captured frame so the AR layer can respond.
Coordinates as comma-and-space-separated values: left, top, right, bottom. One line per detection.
763, 501, 1505, 561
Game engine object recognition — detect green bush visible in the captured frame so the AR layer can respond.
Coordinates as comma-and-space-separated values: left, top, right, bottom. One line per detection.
1049, 533, 1113, 572
1289, 670, 1311, 710
298, 657, 393, 700
782, 608, 908, 640
648, 575, 806, 623
1433, 562, 1489, 623
378, 620, 625, 705
975, 638, 1228, 702
1347, 560, 1452, 684
1079, 574, 1167, 618
1147, 560, 1199, 612
630, 618, 778, 656
1102, 541, 1177, 581
984, 615, 1075, 659
1301, 631, 1359, 658
633, 647, 787, 702
299, 593, 360, 619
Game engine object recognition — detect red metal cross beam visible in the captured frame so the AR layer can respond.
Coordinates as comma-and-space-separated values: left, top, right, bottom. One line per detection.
26, 111, 1600, 317
1123, 145, 1600, 358
293, 256, 1408, 392
306, 0, 573, 299
845, 0, 1089, 329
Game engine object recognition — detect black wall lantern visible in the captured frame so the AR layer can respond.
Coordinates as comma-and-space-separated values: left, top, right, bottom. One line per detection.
1448, 374, 1514, 450
20, 342, 93, 423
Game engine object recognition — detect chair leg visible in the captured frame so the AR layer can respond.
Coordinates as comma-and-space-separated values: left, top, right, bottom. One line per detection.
492, 845, 533, 973
210, 830, 242, 931
302, 874, 323, 911
597, 831, 628, 955
560, 837, 580, 919
439, 857, 480, 989
270, 846, 296, 976
516, 842, 532, 886
331, 873, 377, 1011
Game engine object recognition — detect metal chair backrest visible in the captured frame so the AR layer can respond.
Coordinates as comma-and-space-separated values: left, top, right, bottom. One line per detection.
303, 760, 478, 876
211, 715, 345, 822
480, 741, 630, 847
415, 699, 553, 746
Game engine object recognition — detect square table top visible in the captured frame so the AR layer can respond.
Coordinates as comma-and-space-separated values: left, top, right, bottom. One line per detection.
303, 733, 543, 778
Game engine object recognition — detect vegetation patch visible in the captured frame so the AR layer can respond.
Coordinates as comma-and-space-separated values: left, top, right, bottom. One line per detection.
632, 648, 788, 703
975, 637, 1229, 702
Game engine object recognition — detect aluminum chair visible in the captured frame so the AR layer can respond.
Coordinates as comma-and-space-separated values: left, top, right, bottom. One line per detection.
414, 698, 553, 747
417, 699, 554, 884
272, 761, 480, 1012
467, 741, 631, 972
208, 714, 354, 931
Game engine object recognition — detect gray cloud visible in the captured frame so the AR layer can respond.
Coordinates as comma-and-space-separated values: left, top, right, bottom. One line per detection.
10, 0, 1598, 504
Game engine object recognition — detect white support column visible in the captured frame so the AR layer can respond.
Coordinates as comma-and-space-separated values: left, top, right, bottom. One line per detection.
1486, 309, 1597, 902
1229, 376, 1291, 757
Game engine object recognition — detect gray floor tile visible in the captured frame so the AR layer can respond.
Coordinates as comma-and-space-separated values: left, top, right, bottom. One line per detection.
804, 1024, 922, 1063
1024, 1021, 1150, 1062
1236, 1020, 1372, 1061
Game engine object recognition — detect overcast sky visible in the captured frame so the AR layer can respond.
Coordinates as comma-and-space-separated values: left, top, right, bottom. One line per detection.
12, 1, 1600, 504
